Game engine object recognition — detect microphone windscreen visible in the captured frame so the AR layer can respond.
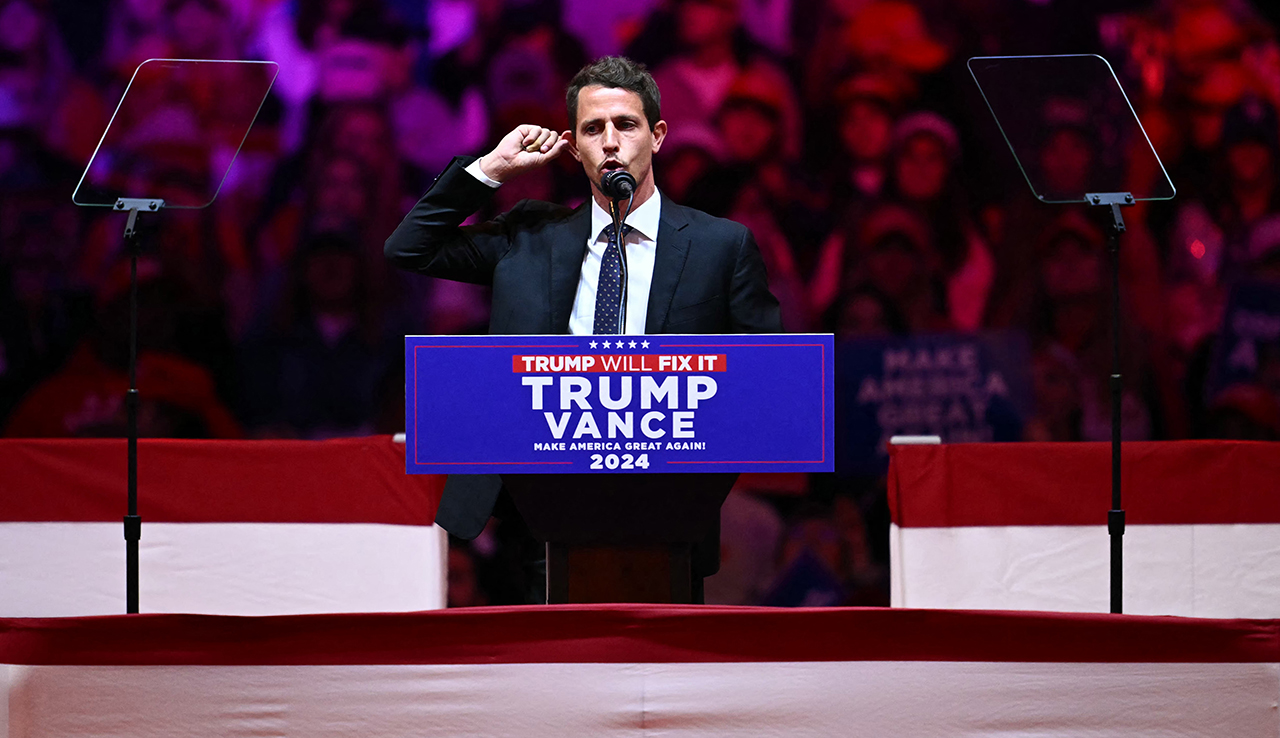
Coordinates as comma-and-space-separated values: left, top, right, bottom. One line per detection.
601, 170, 637, 199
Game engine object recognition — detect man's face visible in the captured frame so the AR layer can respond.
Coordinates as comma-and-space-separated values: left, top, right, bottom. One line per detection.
676, 0, 739, 47
335, 109, 390, 166
895, 133, 949, 202
1227, 140, 1272, 187
840, 100, 893, 162
719, 102, 778, 164
570, 85, 667, 200
1041, 233, 1102, 301
1040, 128, 1093, 200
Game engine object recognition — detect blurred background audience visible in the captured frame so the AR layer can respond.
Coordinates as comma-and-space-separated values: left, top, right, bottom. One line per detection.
3, 0, 1280, 606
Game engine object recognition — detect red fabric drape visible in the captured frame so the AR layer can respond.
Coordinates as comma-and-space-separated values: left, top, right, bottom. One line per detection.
889, 441, 1280, 528
0, 436, 443, 524
0, 605, 1277, 666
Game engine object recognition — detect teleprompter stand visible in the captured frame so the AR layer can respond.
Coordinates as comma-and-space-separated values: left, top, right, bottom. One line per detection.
116, 197, 163, 613
72, 59, 277, 613
969, 55, 1175, 613
1087, 191, 1133, 614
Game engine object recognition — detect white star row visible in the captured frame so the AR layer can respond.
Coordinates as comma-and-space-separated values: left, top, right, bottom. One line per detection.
587, 340, 650, 349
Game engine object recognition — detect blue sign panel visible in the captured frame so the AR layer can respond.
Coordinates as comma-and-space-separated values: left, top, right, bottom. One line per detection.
836, 331, 1032, 476
1206, 279, 1280, 401
406, 334, 834, 474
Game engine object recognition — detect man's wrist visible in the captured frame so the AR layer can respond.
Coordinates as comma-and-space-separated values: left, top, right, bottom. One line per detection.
465, 157, 503, 188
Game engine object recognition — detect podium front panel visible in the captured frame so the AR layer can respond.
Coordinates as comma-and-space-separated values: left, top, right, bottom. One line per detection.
405, 334, 834, 475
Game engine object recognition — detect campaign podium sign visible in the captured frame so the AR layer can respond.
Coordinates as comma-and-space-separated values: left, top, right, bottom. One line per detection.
405, 334, 834, 475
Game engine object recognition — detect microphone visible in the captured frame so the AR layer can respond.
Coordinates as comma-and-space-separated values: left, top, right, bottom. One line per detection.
600, 170, 636, 200
601, 170, 636, 335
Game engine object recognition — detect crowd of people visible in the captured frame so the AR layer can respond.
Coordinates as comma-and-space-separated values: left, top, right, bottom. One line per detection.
2, 0, 1280, 606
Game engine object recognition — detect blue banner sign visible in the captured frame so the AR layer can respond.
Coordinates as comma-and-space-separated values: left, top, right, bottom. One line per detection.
836, 331, 1032, 476
1206, 279, 1280, 401
405, 334, 834, 474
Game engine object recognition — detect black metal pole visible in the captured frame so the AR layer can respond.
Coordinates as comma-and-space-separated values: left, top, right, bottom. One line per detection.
1106, 202, 1126, 614
123, 208, 142, 614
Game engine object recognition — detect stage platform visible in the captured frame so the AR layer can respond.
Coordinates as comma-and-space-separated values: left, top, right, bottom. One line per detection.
3, 605, 1278, 737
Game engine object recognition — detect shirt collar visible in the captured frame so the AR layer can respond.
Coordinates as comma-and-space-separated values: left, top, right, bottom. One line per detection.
589, 190, 662, 243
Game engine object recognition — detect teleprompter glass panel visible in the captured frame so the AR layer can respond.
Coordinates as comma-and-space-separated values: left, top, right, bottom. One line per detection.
968, 54, 1175, 203
73, 59, 278, 209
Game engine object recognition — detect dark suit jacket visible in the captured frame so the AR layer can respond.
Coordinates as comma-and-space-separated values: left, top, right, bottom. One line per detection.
385, 156, 783, 540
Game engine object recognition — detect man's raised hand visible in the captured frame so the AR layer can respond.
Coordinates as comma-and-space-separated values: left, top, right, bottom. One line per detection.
478, 125, 571, 183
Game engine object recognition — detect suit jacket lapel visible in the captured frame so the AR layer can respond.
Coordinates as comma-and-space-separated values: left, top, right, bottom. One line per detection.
646, 201, 691, 334
549, 205, 591, 333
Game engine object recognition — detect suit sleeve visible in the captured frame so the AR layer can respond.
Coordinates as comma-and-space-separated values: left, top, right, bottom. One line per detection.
728, 226, 785, 333
384, 156, 514, 285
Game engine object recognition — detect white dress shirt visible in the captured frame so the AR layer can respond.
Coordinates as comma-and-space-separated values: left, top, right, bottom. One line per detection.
464, 159, 660, 335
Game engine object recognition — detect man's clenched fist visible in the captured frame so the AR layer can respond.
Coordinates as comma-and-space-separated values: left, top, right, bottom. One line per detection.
478, 125, 571, 183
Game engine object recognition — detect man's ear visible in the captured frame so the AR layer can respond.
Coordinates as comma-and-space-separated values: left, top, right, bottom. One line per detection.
564, 130, 580, 162
651, 120, 667, 154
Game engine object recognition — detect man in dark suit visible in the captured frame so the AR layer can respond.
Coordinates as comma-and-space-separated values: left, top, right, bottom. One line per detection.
385, 56, 782, 601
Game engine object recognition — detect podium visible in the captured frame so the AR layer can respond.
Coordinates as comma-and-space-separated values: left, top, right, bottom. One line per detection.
502, 472, 735, 603
404, 334, 834, 603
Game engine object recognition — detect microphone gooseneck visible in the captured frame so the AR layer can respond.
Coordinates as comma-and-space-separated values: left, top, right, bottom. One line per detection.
605, 178, 636, 335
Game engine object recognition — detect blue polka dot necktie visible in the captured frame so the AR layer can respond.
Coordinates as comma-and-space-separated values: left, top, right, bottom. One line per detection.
592, 222, 632, 334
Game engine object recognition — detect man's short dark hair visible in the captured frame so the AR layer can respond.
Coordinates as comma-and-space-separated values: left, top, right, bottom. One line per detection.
566, 56, 662, 131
